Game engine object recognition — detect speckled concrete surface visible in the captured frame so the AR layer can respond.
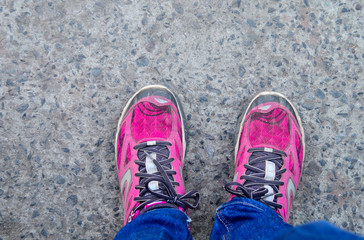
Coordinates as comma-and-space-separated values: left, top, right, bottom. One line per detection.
0, 0, 363, 239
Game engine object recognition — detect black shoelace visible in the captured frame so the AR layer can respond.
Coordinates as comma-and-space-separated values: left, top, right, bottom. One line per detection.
225, 147, 287, 209
131, 141, 200, 218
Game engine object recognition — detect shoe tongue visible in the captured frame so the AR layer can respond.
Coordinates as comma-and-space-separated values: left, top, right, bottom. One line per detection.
137, 144, 173, 191
244, 152, 283, 192
137, 144, 170, 162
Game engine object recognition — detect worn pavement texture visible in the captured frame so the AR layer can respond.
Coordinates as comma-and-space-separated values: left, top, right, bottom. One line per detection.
0, 0, 363, 239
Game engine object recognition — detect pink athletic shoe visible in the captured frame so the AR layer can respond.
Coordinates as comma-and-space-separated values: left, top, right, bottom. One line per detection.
115, 85, 199, 225
225, 92, 305, 222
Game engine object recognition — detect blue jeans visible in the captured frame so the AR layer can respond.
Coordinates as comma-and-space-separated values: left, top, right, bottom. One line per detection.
115, 197, 363, 240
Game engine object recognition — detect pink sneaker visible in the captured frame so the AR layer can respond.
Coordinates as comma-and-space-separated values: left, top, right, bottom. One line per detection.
115, 85, 199, 225
225, 92, 305, 222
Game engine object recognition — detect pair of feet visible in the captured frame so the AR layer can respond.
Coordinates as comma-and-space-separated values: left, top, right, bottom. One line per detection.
115, 85, 305, 225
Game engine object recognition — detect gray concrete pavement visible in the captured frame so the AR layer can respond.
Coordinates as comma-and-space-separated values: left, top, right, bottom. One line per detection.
0, 0, 363, 239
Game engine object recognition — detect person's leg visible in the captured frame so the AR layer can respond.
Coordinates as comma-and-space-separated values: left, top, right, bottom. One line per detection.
211, 92, 304, 240
211, 198, 364, 240
114, 85, 199, 240
275, 221, 364, 240
210, 197, 291, 240
115, 208, 192, 240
